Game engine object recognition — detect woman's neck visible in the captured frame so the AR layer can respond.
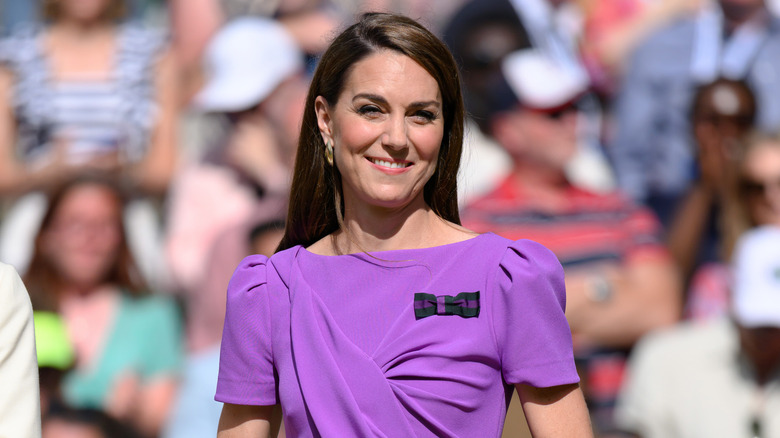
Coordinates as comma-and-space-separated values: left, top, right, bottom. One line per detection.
326, 195, 467, 255
49, 18, 114, 40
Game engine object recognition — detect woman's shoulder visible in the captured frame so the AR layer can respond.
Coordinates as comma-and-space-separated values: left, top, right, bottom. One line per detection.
0, 24, 43, 67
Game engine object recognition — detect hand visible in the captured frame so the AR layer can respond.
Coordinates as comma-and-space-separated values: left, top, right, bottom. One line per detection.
105, 372, 141, 422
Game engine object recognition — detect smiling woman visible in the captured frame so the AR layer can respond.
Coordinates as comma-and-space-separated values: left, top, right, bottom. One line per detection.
216, 12, 593, 438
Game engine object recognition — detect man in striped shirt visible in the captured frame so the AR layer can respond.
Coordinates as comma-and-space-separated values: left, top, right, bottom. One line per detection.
460, 49, 682, 434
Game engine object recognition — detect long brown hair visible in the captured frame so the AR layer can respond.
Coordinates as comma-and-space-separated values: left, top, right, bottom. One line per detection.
24, 174, 147, 311
277, 12, 465, 252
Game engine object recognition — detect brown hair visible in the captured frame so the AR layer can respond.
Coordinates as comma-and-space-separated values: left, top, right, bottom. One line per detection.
277, 12, 465, 252
42, 0, 127, 22
24, 174, 147, 311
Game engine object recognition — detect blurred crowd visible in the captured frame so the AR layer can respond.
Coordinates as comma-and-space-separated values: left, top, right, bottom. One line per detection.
1, 0, 780, 437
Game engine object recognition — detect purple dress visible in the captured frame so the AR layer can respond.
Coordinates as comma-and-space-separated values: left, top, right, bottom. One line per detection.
216, 233, 578, 437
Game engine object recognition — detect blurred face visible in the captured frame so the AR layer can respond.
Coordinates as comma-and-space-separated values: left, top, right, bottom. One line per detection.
740, 142, 780, 226
42, 184, 123, 290
57, 0, 114, 23
495, 104, 579, 170
738, 325, 780, 374
694, 84, 754, 152
315, 50, 444, 212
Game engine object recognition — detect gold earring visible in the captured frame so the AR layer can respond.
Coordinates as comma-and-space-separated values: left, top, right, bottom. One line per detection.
325, 140, 334, 166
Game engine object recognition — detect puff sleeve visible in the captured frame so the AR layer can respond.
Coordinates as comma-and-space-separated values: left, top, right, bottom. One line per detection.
492, 240, 579, 388
215, 255, 277, 406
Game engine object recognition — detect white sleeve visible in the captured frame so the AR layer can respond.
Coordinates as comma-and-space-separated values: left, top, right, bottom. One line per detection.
0, 263, 42, 438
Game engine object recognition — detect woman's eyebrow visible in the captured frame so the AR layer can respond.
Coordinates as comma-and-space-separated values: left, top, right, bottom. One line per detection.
352, 93, 441, 109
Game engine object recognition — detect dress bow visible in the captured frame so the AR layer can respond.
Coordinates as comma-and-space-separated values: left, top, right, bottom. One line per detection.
413, 292, 480, 319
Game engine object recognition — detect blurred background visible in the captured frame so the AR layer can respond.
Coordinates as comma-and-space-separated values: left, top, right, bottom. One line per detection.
2, 0, 780, 437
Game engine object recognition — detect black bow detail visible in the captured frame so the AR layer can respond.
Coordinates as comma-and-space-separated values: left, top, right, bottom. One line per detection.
414, 292, 480, 320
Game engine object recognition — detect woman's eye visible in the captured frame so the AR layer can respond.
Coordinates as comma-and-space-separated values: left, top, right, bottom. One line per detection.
412, 110, 437, 122
357, 105, 382, 116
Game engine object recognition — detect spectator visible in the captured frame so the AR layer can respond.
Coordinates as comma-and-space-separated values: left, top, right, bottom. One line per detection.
0, 0, 177, 196
666, 78, 756, 282
686, 131, 780, 321
610, 0, 780, 225
162, 19, 303, 438
615, 225, 780, 438
164, 17, 304, 333
24, 174, 183, 438
460, 49, 681, 433
0, 262, 42, 438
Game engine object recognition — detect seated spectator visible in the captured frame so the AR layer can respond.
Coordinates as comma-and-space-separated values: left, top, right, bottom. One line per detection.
666, 78, 756, 282
610, 0, 780, 225
24, 174, 183, 438
0, 0, 176, 196
615, 225, 780, 438
460, 49, 681, 433
165, 17, 305, 302
686, 131, 780, 321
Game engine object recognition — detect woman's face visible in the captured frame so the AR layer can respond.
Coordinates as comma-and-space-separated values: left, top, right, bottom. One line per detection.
741, 142, 780, 226
42, 184, 123, 290
315, 50, 444, 212
57, 0, 113, 23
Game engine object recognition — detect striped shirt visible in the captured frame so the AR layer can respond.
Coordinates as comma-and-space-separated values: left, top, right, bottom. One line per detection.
461, 175, 667, 268
0, 23, 166, 166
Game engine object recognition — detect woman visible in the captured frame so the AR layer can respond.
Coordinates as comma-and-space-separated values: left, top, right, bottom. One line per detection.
216, 13, 591, 437
686, 131, 780, 320
0, 0, 177, 196
24, 174, 183, 437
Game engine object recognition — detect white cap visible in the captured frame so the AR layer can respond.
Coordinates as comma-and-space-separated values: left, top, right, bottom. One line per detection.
501, 49, 588, 111
194, 17, 303, 112
732, 226, 780, 328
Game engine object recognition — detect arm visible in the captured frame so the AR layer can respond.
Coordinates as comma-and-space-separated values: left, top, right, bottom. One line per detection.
0, 66, 68, 196
217, 403, 280, 438
584, 0, 702, 73
565, 255, 682, 348
665, 182, 716, 281
516, 383, 593, 437
126, 47, 179, 196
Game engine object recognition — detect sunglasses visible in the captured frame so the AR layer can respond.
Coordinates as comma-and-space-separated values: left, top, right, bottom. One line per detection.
739, 176, 780, 197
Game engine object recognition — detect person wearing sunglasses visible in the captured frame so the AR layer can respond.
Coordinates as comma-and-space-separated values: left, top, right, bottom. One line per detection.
615, 225, 780, 438
460, 48, 681, 434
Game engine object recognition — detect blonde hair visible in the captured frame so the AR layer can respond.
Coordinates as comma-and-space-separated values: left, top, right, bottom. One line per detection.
721, 130, 780, 258
42, 0, 127, 22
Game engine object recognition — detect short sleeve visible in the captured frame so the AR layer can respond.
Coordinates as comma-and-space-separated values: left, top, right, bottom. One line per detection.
215, 255, 277, 406
492, 240, 579, 387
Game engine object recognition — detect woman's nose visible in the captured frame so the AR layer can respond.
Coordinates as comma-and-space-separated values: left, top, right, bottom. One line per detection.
381, 114, 408, 150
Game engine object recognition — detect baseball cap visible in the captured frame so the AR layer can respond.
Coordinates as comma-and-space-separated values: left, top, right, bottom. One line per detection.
731, 226, 780, 328
194, 17, 304, 112
501, 48, 589, 112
